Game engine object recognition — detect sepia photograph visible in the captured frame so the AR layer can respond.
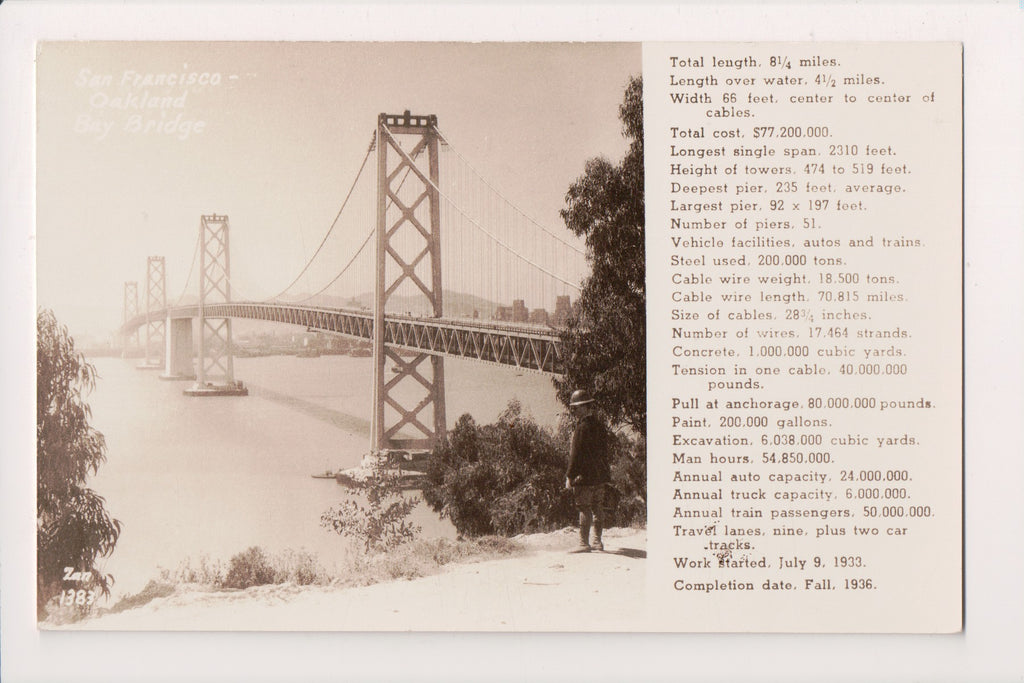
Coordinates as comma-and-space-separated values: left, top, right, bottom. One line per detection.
35, 41, 648, 630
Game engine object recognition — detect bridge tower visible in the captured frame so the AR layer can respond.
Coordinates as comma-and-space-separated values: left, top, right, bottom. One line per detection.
139, 256, 166, 369
372, 111, 446, 452
185, 214, 247, 396
121, 281, 140, 358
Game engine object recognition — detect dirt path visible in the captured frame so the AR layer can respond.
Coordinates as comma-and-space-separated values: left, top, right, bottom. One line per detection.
72, 528, 648, 631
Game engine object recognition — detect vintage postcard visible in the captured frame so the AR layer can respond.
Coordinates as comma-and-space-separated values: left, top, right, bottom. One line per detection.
4, 3, 1023, 682
32, 38, 963, 634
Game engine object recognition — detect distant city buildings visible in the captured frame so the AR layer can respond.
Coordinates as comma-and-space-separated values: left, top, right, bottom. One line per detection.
232, 330, 360, 356
492, 296, 571, 327
529, 308, 549, 325
512, 299, 528, 323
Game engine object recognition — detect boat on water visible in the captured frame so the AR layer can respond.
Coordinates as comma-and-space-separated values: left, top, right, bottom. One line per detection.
311, 469, 337, 479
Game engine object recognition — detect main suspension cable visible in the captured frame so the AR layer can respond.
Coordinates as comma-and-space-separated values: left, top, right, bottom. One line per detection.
288, 227, 376, 304
172, 232, 201, 306
288, 140, 424, 305
432, 125, 586, 256
265, 132, 376, 302
384, 124, 581, 292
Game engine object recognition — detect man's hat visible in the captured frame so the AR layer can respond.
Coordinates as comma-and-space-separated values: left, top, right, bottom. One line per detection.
569, 389, 595, 406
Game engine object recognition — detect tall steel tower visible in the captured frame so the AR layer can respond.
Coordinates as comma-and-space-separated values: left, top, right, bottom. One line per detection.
372, 111, 446, 452
121, 281, 140, 358
186, 214, 247, 396
140, 255, 166, 369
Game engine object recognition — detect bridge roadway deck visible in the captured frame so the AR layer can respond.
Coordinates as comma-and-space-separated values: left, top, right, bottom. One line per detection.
124, 302, 565, 375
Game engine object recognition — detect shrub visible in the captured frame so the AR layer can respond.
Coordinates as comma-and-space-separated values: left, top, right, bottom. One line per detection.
157, 548, 327, 592
320, 456, 421, 553
424, 401, 646, 537
222, 546, 278, 589
160, 554, 225, 586
607, 432, 647, 527
275, 549, 326, 586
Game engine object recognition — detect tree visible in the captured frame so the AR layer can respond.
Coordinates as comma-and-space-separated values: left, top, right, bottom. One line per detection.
556, 75, 646, 435
423, 402, 645, 537
423, 403, 577, 536
36, 309, 121, 617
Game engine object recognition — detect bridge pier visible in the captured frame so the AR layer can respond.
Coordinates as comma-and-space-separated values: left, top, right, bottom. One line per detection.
160, 317, 196, 381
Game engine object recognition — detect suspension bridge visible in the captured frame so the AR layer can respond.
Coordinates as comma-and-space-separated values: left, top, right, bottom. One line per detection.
118, 112, 589, 453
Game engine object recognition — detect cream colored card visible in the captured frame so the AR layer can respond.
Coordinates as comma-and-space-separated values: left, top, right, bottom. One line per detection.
646, 42, 962, 632
31, 40, 962, 634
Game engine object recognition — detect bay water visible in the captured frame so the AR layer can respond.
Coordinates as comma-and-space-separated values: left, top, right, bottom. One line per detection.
85, 353, 565, 600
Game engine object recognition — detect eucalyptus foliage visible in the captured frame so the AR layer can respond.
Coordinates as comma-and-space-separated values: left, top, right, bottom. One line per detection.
424, 402, 645, 537
36, 309, 121, 617
556, 76, 646, 435
424, 403, 576, 537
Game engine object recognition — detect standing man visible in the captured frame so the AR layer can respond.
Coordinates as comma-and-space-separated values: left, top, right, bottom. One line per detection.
566, 389, 612, 552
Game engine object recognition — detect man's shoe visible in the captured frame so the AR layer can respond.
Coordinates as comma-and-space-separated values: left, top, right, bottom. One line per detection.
592, 540, 604, 551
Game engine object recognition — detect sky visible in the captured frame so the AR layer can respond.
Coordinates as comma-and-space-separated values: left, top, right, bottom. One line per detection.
36, 42, 640, 340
